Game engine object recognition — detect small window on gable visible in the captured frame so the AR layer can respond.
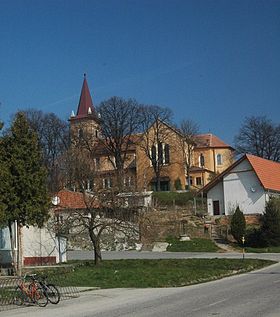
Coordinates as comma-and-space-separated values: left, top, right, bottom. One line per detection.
216, 154, 222, 165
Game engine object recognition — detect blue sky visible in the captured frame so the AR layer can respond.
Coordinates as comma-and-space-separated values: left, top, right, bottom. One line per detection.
1, 0, 280, 145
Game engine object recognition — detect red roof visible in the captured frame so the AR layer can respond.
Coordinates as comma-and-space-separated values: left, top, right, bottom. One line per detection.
195, 134, 231, 148
75, 74, 95, 119
54, 189, 87, 210
246, 154, 280, 192
202, 154, 280, 193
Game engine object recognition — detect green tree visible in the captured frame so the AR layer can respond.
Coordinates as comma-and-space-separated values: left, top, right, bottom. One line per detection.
230, 206, 246, 244
261, 198, 280, 246
0, 112, 50, 273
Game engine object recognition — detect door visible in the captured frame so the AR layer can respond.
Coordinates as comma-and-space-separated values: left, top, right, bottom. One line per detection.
213, 200, 220, 215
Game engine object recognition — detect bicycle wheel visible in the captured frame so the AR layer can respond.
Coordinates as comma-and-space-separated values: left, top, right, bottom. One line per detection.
45, 284, 60, 304
13, 286, 25, 306
34, 286, 48, 307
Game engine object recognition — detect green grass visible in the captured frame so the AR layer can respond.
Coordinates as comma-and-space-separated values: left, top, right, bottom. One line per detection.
244, 245, 280, 253
166, 237, 220, 252
60, 259, 274, 288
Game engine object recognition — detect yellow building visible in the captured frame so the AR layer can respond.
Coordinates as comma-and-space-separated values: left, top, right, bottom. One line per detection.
69, 76, 235, 192
135, 121, 234, 191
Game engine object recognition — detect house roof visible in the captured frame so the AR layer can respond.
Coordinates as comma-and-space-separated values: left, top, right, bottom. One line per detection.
246, 154, 280, 192
54, 189, 87, 210
70, 74, 96, 120
201, 154, 280, 193
194, 134, 232, 149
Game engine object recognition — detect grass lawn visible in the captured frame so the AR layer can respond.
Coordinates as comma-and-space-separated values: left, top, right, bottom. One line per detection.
60, 259, 274, 288
166, 237, 220, 252
244, 246, 280, 253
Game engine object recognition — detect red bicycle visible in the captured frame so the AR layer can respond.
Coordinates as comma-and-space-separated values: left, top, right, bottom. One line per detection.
14, 274, 48, 307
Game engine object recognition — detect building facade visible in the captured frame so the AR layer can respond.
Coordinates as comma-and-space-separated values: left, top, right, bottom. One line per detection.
68, 76, 235, 192
203, 154, 280, 216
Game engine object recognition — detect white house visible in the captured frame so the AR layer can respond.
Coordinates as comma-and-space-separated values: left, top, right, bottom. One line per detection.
0, 223, 63, 268
202, 154, 280, 216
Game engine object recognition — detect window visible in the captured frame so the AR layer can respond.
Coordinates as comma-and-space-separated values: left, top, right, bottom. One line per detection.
87, 179, 94, 191
124, 176, 132, 187
103, 177, 112, 189
216, 154, 222, 165
196, 177, 202, 186
186, 176, 193, 186
151, 145, 157, 165
164, 144, 170, 164
150, 143, 170, 165
199, 153, 205, 167
158, 143, 163, 164
78, 128, 83, 139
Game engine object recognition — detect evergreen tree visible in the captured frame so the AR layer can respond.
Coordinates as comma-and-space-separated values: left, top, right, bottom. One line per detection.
261, 198, 280, 246
0, 112, 50, 271
230, 206, 246, 244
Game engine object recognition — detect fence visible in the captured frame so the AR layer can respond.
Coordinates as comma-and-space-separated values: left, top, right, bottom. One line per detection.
0, 272, 79, 312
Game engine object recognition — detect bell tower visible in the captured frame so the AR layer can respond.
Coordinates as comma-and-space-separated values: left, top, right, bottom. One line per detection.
69, 74, 100, 143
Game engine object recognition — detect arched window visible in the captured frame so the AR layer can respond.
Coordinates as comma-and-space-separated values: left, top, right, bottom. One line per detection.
216, 154, 222, 165
164, 144, 170, 164
151, 145, 157, 165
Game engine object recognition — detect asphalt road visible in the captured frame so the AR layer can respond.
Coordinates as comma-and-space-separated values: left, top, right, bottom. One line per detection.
3, 262, 280, 317
68, 249, 280, 262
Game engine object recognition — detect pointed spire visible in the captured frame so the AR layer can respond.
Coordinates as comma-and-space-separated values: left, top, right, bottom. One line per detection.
76, 74, 94, 118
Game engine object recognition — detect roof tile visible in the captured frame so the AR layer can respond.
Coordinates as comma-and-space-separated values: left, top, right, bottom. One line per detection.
246, 154, 280, 192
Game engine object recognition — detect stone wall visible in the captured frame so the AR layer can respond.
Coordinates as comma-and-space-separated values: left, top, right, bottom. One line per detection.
140, 209, 206, 247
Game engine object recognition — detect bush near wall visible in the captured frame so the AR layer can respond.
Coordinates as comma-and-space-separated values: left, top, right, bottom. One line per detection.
152, 191, 196, 207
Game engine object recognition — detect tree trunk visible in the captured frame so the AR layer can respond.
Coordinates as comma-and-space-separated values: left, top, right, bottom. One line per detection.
89, 229, 102, 265
186, 166, 191, 190
93, 239, 102, 265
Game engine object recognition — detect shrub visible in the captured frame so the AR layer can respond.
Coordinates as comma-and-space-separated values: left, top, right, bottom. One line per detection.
152, 191, 194, 206
230, 206, 246, 244
174, 178, 182, 190
245, 227, 266, 248
261, 198, 280, 246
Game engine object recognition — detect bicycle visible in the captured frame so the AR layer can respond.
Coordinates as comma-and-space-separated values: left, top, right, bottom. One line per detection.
14, 274, 48, 307
37, 275, 60, 304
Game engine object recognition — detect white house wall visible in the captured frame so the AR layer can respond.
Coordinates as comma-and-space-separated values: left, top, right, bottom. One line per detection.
223, 160, 266, 215
21, 226, 59, 265
207, 181, 225, 215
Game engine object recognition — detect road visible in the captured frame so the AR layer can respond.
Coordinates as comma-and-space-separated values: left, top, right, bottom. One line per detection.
68, 249, 280, 262
3, 261, 280, 317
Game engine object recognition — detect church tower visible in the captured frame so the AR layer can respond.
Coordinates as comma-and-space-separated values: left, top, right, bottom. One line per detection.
69, 74, 100, 143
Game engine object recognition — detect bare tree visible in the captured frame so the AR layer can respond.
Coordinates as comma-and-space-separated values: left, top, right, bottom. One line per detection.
139, 105, 173, 191
179, 119, 199, 190
23, 109, 70, 192
235, 116, 280, 162
60, 147, 139, 265
96, 97, 143, 190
